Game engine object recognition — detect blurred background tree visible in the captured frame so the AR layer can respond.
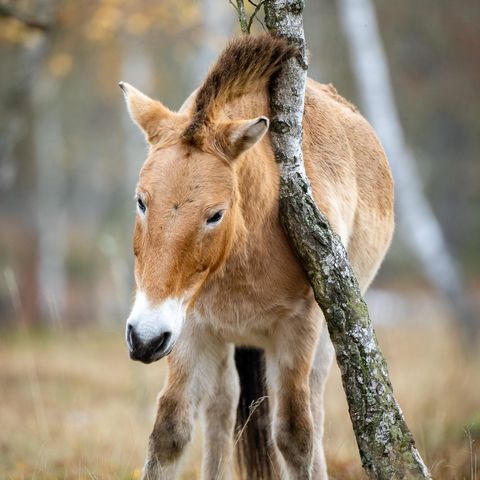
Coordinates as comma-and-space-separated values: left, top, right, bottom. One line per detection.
0, 1, 479, 479
1, 0, 478, 329
0, 0, 209, 326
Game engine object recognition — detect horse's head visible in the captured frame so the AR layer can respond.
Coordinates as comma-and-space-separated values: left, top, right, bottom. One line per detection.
120, 82, 268, 363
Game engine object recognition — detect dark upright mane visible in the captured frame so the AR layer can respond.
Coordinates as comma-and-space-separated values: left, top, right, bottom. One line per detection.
182, 33, 298, 145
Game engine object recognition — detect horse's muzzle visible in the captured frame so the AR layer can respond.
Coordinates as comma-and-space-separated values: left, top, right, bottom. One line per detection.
126, 324, 174, 363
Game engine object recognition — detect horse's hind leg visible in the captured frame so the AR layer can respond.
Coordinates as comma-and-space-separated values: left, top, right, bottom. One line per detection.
309, 319, 334, 479
266, 311, 319, 480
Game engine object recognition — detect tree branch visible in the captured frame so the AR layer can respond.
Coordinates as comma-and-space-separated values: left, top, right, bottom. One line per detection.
233, 0, 248, 33
0, 4, 50, 31
260, 0, 432, 477
230, 0, 265, 34
246, 1, 265, 33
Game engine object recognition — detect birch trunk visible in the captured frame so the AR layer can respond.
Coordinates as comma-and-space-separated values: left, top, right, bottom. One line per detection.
1, 0, 54, 326
192, 0, 235, 88
262, 0, 431, 477
33, 61, 68, 325
338, 0, 477, 338
29, 0, 67, 325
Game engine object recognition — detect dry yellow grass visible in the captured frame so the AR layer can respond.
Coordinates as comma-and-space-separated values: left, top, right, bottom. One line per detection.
0, 324, 478, 479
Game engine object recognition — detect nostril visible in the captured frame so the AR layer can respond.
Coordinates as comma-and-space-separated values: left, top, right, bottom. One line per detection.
163, 331, 172, 347
154, 331, 172, 353
127, 324, 139, 350
127, 324, 132, 345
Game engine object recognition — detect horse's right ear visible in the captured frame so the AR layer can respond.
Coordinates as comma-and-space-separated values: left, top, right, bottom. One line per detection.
119, 81, 173, 144
215, 117, 270, 159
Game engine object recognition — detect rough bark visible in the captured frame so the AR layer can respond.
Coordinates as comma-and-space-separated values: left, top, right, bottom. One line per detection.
338, 0, 478, 341
234, 0, 248, 33
262, 0, 431, 478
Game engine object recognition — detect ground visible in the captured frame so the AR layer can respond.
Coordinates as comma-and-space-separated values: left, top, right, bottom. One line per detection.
1, 324, 478, 479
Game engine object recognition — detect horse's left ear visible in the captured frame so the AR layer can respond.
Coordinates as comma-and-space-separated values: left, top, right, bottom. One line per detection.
216, 117, 269, 159
119, 81, 173, 144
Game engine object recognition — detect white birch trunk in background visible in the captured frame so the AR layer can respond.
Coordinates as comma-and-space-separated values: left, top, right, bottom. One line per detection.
32, 63, 67, 325
31, 0, 67, 324
338, 0, 476, 334
192, 0, 235, 87
1, 0, 57, 325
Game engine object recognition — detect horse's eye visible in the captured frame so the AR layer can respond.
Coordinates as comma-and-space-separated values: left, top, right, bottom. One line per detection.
137, 197, 146, 214
206, 210, 224, 225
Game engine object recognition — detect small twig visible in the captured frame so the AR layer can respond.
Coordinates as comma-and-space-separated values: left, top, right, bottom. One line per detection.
233, 396, 268, 450
214, 396, 268, 480
85, 468, 99, 480
254, 14, 267, 33
0, 4, 50, 31
230, 0, 264, 34
246, 0, 265, 34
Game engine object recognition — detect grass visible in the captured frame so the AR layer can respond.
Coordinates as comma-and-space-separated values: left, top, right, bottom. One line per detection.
0, 324, 478, 479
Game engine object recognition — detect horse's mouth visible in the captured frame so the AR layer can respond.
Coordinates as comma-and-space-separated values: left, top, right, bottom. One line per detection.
128, 336, 175, 364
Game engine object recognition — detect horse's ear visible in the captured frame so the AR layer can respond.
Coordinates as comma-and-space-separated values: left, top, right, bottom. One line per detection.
217, 117, 269, 159
119, 81, 173, 144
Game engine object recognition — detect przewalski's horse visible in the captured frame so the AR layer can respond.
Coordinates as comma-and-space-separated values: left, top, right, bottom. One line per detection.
120, 34, 394, 480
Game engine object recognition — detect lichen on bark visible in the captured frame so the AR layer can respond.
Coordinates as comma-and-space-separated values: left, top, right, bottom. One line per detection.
263, 0, 431, 478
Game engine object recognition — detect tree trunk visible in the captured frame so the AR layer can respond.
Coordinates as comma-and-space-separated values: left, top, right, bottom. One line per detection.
10, 0, 68, 326
192, 0, 235, 88
0, 0, 55, 326
337, 0, 477, 340
4, 47, 41, 327
33, 54, 68, 326
261, 0, 431, 477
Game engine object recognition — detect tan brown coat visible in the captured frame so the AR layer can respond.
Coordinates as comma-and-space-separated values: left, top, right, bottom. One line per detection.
121, 35, 394, 480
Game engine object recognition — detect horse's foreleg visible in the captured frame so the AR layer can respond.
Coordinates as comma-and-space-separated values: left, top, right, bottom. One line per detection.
142, 325, 236, 480
142, 322, 207, 479
201, 344, 239, 480
267, 314, 319, 480
142, 352, 194, 480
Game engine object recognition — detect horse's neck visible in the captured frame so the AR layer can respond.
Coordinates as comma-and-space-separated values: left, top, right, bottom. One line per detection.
227, 142, 281, 269
214, 92, 283, 276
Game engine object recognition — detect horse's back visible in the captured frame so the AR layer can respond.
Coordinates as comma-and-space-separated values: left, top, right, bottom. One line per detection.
303, 78, 394, 289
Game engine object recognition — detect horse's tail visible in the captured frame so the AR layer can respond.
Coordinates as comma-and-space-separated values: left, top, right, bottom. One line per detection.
234, 347, 278, 479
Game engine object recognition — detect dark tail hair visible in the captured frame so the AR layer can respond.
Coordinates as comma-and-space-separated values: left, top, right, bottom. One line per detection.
234, 347, 278, 479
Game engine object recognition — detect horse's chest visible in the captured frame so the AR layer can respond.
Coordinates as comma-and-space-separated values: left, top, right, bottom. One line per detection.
195, 276, 310, 348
